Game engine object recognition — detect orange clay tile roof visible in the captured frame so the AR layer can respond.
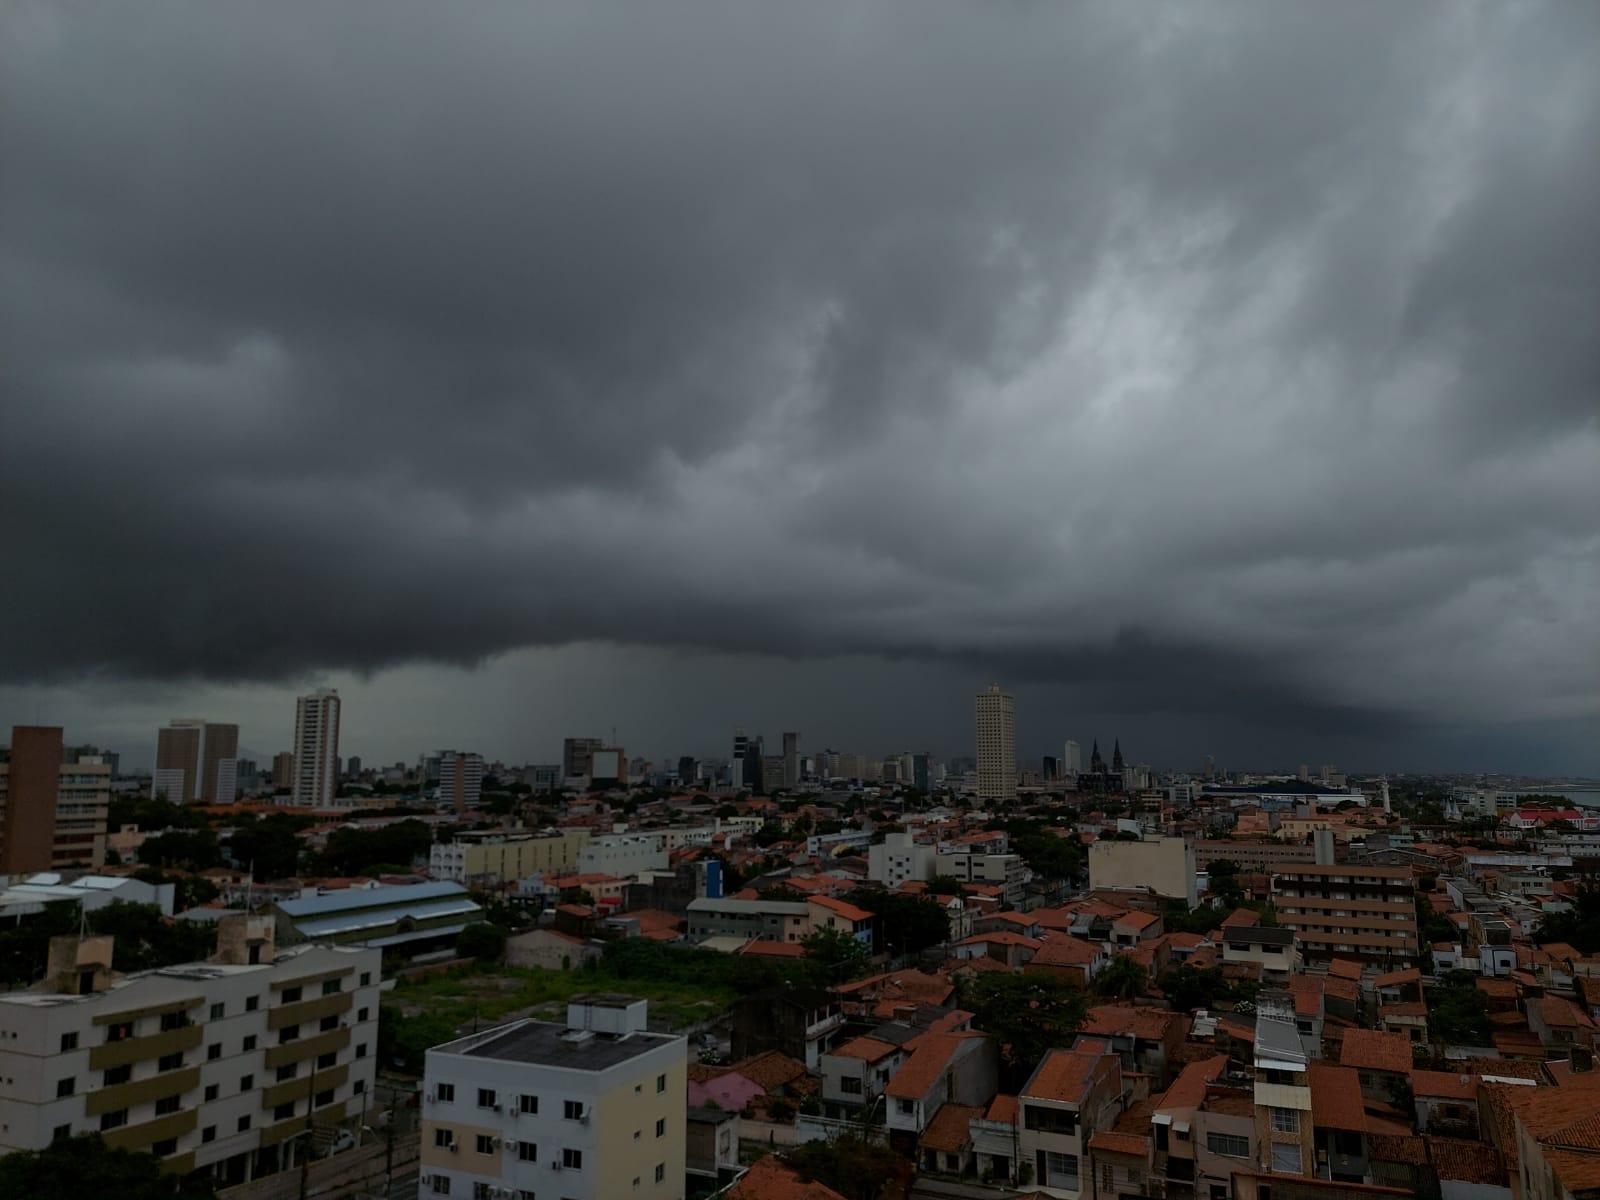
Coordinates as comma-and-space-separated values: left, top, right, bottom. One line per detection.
731, 1051, 812, 1094
1379, 1002, 1429, 1019
1373, 967, 1422, 988
1082, 1004, 1186, 1042
945, 954, 1013, 976
1411, 1070, 1480, 1100
1539, 994, 1596, 1029
1494, 1030, 1549, 1057
1328, 958, 1365, 981
1030, 908, 1077, 930
1511, 1088, 1600, 1149
956, 932, 1042, 949
1339, 1028, 1414, 1075
1116, 910, 1161, 930
1031, 933, 1102, 965
1166, 932, 1207, 949
1308, 1062, 1367, 1132
810, 895, 875, 923
1476, 977, 1518, 998
1323, 974, 1360, 1004
920, 1103, 981, 1152
1288, 975, 1325, 1017
885, 1032, 972, 1100
1220, 908, 1261, 927
1024, 1044, 1113, 1103
830, 1036, 899, 1063
1157, 1056, 1227, 1111
1543, 1148, 1600, 1193
1367, 1133, 1430, 1165
727, 1155, 849, 1200
984, 1094, 1019, 1125
1428, 1138, 1506, 1185
1089, 1130, 1151, 1156
1366, 1114, 1418, 1138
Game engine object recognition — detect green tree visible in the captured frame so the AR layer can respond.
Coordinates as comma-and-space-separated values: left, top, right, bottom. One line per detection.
1158, 964, 1229, 1012
1535, 882, 1600, 954
842, 889, 950, 955
786, 1137, 903, 1200
0, 1134, 218, 1200
319, 820, 433, 876
559, 887, 594, 906
959, 972, 1087, 1091
1207, 859, 1245, 909
377, 1006, 461, 1074
227, 814, 304, 881
135, 828, 222, 871
927, 875, 967, 897
1093, 955, 1151, 999
1427, 975, 1493, 1044
456, 922, 508, 962
801, 927, 871, 982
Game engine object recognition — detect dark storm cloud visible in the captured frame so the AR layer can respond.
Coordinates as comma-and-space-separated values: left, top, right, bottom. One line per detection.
2, 1, 1597, 753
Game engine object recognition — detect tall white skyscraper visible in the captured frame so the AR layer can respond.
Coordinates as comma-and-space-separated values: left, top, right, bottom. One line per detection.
291, 688, 341, 809
975, 684, 1016, 804
1063, 740, 1082, 777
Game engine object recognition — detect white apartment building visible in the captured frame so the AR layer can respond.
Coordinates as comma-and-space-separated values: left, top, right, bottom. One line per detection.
292, 689, 341, 809
938, 850, 1028, 907
578, 834, 669, 878
867, 831, 937, 888
1063, 740, 1082, 777
0, 915, 380, 1190
975, 685, 1016, 804
421, 996, 687, 1200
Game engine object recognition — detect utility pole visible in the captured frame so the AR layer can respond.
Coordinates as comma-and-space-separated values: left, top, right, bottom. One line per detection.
298, 1054, 318, 1200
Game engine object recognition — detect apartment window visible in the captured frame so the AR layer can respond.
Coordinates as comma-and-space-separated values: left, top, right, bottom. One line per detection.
208, 1043, 223, 1061
238, 1115, 251, 1133
156, 1095, 182, 1116
897, 1099, 915, 1115
437, 1082, 456, 1102
280, 1025, 300, 1043
151, 1138, 177, 1157
282, 986, 303, 1003
240, 1073, 254, 1090
274, 1102, 296, 1121
563, 1099, 585, 1120
60, 1032, 78, 1052
322, 978, 341, 995
434, 1128, 456, 1149
476, 1134, 495, 1155
355, 1041, 370, 1059
841, 1077, 863, 1094
318, 1051, 338, 1069
319, 1014, 340, 1032
1269, 1107, 1299, 1134
655, 1163, 666, 1183
243, 1035, 257, 1051
204, 1083, 220, 1101
56, 1077, 75, 1098
52, 1125, 72, 1143
519, 1093, 538, 1115
277, 1063, 299, 1082
656, 1118, 666, 1138
1207, 1133, 1249, 1158
246, 996, 260, 1012
100, 1109, 128, 1131
519, 1141, 538, 1162
210, 1003, 225, 1021
478, 1087, 497, 1109
1023, 1104, 1078, 1135
358, 1007, 369, 1022
473, 1185, 493, 1200
105, 1021, 133, 1043
157, 1052, 184, 1072
201, 1126, 216, 1144
360, 972, 372, 987
1041, 1151, 1080, 1187
562, 1148, 583, 1169
656, 1074, 666, 1093
159, 1010, 189, 1032
1272, 1143, 1302, 1173
430, 1177, 450, 1196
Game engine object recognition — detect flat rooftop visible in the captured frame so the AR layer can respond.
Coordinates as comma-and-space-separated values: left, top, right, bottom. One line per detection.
457, 1018, 679, 1071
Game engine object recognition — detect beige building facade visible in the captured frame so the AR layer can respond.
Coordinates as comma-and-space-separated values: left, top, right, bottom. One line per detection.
1088, 836, 1198, 906
975, 685, 1016, 805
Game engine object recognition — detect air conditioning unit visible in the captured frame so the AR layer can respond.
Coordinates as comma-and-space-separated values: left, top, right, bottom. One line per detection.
425, 1090, 437, 1103
448, 1142, 459, 1154
550, 1161, 563, 1172
577, 1108, 590, 1124
491, 1137, 502, 1150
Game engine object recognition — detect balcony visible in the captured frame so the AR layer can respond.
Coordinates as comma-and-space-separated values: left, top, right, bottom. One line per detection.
268, 990, 352, 1031
101, 1108, 197, 1153
264, 1027, 350, 1070
259, 1098, 349, 1147
89, 1025, 204, 1071
262, 1063, 349, 1109
85, 1066, 200, 1116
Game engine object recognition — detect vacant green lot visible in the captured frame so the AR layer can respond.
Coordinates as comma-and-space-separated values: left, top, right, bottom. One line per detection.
388, 963, 737, 1033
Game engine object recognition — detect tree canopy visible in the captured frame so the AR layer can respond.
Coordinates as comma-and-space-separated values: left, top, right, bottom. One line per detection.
1536, 883, 1600, 954
0, 1134, 218, 1200
800, 927, 872, 982
785, 1138, 903, 1200
959, 971, 1087, 1091
1092, 955, 1151, 999
842, 889, 950, 956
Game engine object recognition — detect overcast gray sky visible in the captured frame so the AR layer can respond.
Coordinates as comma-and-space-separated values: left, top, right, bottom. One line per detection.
2, 2, 1596, 775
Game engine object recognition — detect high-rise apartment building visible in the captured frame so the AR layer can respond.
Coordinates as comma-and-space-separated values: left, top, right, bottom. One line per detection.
271, 752, 296, 792
975, 684, 1016, 804
1063, 740, 1082, 777
420, 996, 686, 1200
291, 690, 341, 810
781, 732, 800, 788
1270, 863, 1420, 967
154, 719, 239, 806
0, 916, 379, 1189
437, 751, 484, 815
0, 727, 110, 873
562, 738, 605, 783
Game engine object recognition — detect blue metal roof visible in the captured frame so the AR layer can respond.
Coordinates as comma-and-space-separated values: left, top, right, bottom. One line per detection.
277, 880, 467, 917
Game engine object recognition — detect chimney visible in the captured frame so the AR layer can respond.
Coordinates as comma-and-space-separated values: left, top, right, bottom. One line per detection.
41, 935, 115, 995
212, 913, 276, 966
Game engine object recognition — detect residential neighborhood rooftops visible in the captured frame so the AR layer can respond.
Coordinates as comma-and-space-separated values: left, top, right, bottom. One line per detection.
1338, 1027, 1414, 1075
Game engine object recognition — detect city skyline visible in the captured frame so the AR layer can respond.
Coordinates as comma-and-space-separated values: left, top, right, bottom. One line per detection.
2, 4, 1596, 777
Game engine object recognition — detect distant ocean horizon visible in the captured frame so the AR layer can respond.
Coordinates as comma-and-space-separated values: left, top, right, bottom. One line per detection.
1518, 788, 1600, 807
